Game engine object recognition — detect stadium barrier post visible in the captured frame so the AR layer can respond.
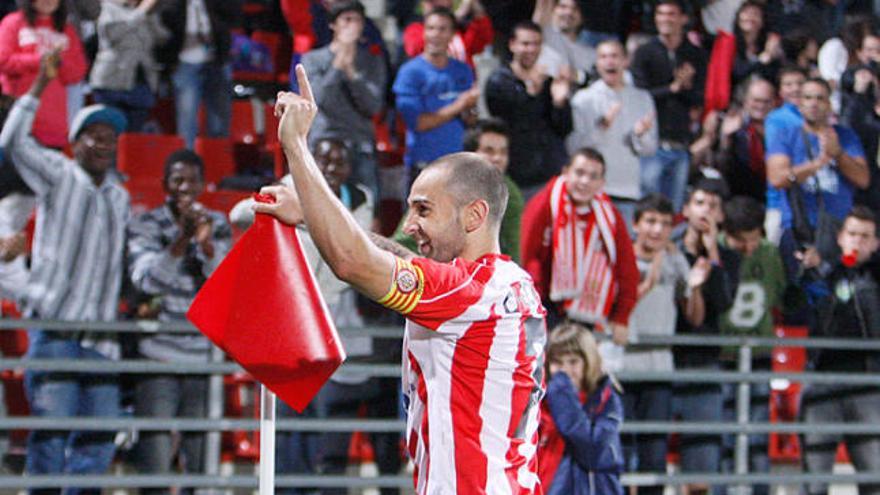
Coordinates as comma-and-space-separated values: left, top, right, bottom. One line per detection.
259, 385, 276, 495
734, 342, 753, 495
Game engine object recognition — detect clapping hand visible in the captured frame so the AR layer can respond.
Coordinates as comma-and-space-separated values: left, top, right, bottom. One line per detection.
550, 64, 573, 106
687, 256, 711, 289
634, 111, 655, 136
817, 127, 842, 160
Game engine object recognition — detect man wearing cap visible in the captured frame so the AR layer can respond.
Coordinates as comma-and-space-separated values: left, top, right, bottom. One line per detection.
0, 53, 130, 486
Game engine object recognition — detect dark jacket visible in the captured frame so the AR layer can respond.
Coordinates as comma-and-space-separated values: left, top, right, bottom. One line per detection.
715, 119, 766, 202
485, 65, 572, 189
540, 372, 624, 495
673, 231, 738, 368
631, 36, 707, 145
840, 88, 880, 213
812, 256, 880, 373
156, 0, 241, 68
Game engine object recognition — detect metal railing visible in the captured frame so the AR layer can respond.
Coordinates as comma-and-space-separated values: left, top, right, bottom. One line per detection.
0, 317, 877, 491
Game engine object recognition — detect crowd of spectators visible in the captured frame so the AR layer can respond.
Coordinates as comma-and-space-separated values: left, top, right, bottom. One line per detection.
0, 0, 880, 493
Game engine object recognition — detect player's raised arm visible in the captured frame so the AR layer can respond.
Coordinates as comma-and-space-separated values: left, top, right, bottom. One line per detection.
254, 65, 396, 301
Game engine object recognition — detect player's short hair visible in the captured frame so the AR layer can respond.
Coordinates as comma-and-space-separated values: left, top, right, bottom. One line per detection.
463, 118, 510, 152
635, 193, 675, 223
723, 195, 765, 234
431, 152, 509, 227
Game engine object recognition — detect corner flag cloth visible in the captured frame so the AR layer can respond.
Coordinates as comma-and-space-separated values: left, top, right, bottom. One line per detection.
187, 194, 346, 412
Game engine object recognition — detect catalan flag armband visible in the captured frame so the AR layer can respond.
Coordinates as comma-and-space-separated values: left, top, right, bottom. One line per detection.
378, 257, 425, 315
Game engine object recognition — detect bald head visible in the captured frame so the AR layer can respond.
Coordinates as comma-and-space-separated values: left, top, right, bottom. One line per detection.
743, 77, 775, 121
428, 152, 509, 228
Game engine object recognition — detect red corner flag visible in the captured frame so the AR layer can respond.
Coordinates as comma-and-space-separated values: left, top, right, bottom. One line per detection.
187, 196, 346, 412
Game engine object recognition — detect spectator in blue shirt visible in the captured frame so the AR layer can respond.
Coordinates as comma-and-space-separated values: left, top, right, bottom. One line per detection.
764, 65, 807, 244
392, 7, 478, 190
766, 77, 869, 283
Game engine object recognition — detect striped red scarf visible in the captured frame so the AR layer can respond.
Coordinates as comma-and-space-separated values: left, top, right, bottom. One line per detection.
548, 176, 618, 324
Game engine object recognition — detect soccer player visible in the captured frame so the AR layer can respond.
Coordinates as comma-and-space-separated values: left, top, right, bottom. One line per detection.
255, 65, 547, 494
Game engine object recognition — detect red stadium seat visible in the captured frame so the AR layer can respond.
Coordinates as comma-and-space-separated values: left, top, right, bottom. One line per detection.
768, 325, 808, 463
199, 189, 251, 216
149, 97, 177, 135
272, 142, 286, 179
125, 179, 166, 217
1, 300, 30, 458
194, 137, 238, 185
223, 372, 260, 461
117, 133, 185, 183
230, 100, 259, 145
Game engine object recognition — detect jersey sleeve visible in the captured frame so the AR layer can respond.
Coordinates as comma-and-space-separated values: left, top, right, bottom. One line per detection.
376, 256, 489, 329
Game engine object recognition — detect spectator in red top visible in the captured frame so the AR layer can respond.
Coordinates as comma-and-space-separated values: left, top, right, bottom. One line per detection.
520, 147, 639, 348
401, 0, 493, 67
0, 0, 87, 149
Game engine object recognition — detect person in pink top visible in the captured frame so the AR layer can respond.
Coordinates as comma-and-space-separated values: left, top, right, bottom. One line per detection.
0, 0, 87, 148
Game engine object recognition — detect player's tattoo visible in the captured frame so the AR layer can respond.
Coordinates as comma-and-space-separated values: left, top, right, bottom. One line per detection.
368, 232, 416, 260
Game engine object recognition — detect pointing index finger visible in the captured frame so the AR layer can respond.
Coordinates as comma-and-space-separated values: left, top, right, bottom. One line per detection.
295, 64, 314, 103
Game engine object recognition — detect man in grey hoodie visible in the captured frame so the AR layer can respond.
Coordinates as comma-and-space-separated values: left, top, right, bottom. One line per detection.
300, 0, 386, 208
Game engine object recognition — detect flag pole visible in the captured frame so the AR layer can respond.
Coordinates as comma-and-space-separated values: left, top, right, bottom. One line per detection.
259, 385, 276, 495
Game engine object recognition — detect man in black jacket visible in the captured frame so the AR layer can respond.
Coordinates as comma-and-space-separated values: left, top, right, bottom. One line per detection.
799, 205, 880, 495
672, 177, 737, 495
485, 20, 573, 200
630, 0, 706, 212
157, 0, 242, 148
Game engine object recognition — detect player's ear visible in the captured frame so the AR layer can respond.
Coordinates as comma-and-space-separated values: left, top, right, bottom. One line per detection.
463, 199, 489, 233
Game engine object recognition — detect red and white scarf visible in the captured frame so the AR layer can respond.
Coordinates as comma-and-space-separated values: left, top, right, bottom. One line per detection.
548, 176, 618, 324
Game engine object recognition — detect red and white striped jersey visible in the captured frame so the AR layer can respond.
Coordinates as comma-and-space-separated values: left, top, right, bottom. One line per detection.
378, 254, 547, 494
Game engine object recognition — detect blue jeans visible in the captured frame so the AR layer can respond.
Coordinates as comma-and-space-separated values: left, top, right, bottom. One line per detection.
172, 62, 232, 148
672, 373, 723, 494
622, 383, 671, 495
133, 374, 207, 495
349, 142, 380, 208
577, 29, 619, 48
640, 148, 690, 212
610, 198, 636, 235
802, 385, 880, 495
24, 331, 120, 495
92, 84, 156, 133
722, 375, 770, 495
